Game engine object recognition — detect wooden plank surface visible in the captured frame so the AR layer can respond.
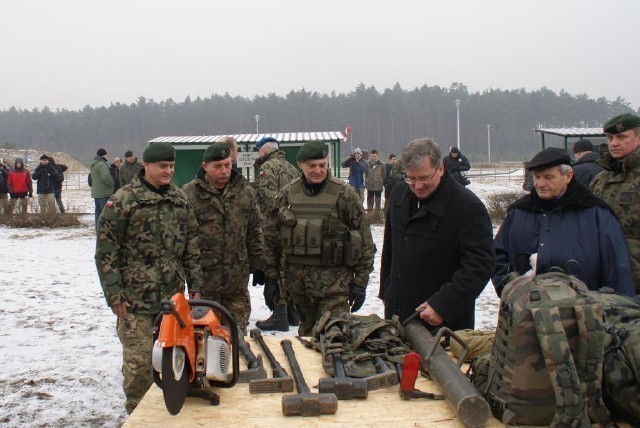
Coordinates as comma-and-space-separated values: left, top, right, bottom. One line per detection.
124, 335, 503, 427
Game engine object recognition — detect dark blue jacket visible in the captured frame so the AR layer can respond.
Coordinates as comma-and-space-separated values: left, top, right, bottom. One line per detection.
572, 152, 603, 188
493, 180, 634, 296
341, 157, 367, 189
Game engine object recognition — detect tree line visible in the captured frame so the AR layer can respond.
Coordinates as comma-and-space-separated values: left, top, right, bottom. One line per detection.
0, 82, 635, 164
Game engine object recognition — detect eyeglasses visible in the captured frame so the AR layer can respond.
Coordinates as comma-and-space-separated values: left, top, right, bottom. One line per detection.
404, 164, 441, 186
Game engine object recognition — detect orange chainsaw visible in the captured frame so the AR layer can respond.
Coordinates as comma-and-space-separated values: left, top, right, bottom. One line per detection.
152, 293, 239, 415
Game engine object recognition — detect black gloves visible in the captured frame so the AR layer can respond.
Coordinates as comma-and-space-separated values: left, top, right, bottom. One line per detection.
252, 270, 266, 286
263, 278, 279, 311
349, 284, 366, 313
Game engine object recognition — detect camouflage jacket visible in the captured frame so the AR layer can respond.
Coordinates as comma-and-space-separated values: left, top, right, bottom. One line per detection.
182, 170, 267, 288
591, 147, 640, 289
263, 174, 375, 288
254, 150, 299, 222
95, 174, 203, 314
119, 160, 144, 186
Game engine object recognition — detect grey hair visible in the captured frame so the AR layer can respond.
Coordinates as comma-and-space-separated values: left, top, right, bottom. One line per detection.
559, 164, 572, 175
262, 141, 279, 152
401, 138, 442, 169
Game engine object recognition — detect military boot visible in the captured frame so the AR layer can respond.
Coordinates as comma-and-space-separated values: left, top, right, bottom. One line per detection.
287, 303, 300, 326
255, 304, 289, 332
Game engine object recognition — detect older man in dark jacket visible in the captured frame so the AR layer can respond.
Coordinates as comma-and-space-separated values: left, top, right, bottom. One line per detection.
493, 147, 634, 297
572, 139, 603, 187
380, 138, 495, 331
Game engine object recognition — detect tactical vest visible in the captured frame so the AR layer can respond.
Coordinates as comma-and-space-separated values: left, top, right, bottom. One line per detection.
281, 176, 363, 267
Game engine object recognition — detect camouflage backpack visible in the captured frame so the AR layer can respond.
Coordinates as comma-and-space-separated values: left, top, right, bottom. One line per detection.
587, 289, 640, 424
471, 272, 611, 426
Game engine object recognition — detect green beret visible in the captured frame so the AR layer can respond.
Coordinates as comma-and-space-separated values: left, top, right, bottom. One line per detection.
203, 142, 232, 162
603, 113, 640, 134
296, 141, 328, 162
143, 142, 175, 163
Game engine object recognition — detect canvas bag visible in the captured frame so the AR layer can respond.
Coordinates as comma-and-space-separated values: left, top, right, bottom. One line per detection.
474, 272, 611, 427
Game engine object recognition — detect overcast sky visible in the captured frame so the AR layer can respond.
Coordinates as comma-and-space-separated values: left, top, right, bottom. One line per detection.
1, 0, 638, 111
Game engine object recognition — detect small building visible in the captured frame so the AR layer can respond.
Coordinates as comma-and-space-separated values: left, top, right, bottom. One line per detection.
148, 131, 345, 187
534, 127, 606, 152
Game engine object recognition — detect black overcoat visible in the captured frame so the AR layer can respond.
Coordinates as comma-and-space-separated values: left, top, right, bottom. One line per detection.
379, 171, 495, 330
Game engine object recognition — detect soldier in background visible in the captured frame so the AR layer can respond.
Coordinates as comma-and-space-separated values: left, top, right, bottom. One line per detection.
119, 150, 143, 187
48, 156, 68, 213
95, 142, 203, 414
183, 141, 267, 334
263, 141, 375, 335
252, 136, 300, 331
591, 113, 640, 294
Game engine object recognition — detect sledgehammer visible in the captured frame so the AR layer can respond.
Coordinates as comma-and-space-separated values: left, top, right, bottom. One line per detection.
248, 328, 294, 394
318, 352, 368, 399
281, 339, 338, 416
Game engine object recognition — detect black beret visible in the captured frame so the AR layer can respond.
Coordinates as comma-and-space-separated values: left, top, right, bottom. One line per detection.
603, 113, 640, 134
296, 141, 328, 162
256, 136, 278, 149
572, 139, 594, 154
525, 147, 571, 171
124, 150, 133, 157
203, 142, 232, 162
143, 142, 175, 163
97, 148, 107, 157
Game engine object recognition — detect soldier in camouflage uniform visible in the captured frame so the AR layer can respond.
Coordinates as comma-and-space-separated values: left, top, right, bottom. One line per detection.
591, 113, 640, 293
183, 141, 267, 334
119, 150, 144, 187
263, 141, 376, 336
252, 137, 300, 331
95, 142, 203, 414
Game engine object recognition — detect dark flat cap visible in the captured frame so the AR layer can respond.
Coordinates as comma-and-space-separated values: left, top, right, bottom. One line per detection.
143, 142, 175, 163
450, 146, 460, 154
572, 139, 594, 154
203, 142, 232, 162
256, 136, 278, 149
604, 113, 640, 134
124, 150, 133, 157
40, 154, 49, 160
297, 141, 328, 162
97, 148, 107, 157
525, 147, 571, 171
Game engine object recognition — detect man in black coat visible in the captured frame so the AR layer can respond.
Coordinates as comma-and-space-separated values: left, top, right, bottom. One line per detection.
32, 154, 60, 215
379, 138, 495, 331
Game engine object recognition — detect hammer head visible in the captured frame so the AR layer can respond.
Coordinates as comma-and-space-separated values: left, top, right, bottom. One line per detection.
282, 392, 338, 416
249, 376, 295, 394
318, 376, 368, 399
365, 371, 399, 391
236, 354, 267, 383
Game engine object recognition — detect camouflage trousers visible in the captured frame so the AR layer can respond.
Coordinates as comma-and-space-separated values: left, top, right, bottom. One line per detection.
201, 283, 251, 335
284, 264, 351, 336
116, 313, 155, 414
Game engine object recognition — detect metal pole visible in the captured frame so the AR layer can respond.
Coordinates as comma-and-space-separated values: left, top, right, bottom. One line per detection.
255, 115, 260, 134
487, 124, 491, 163
455, 99, 461, 151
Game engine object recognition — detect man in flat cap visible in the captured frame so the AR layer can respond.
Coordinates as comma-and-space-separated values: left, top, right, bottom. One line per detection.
591, 112, 640, 293
263, 141, 375, 335
183, 141, 267, 334
119, 149, 144, 187
95, 142, 203, 414
571, 138, 603, 187
252, 136, 300, 331
493, 147, 634, 296
381, 138, 494, 331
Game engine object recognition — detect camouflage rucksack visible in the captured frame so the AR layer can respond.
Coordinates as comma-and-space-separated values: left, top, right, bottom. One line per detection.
472, 272, 611, 426
587, 289, 640, 424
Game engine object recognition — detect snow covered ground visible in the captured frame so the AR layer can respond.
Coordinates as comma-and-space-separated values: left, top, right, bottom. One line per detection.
0, 173, 523, 427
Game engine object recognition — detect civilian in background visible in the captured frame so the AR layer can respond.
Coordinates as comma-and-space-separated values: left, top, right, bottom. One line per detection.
365, 149, 386, 222
341, 148, 367, 204
0, 158, 9, 215
48, 156, 68, 214
90, 148, 114, 227
443, 146, 471, 186
32, 154, 59, 215
110, 157, 122, 193
7, 158, 32, 216
572, 139, 603, 187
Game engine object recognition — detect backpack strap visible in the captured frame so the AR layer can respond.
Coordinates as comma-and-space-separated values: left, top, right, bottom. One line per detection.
530, 306, 588, 427
574, 304, 612, 426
